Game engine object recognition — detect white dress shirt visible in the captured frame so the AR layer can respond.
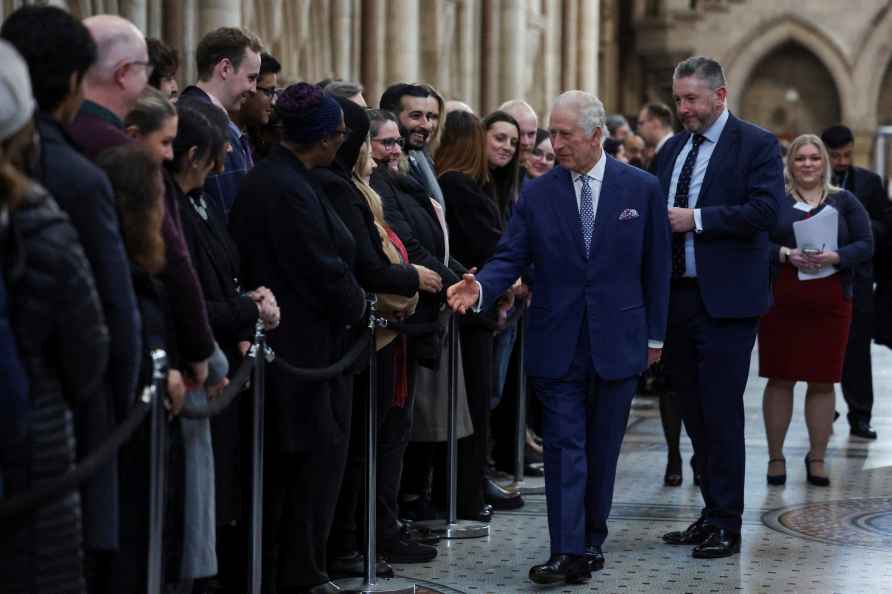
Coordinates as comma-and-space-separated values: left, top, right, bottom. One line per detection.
571, 150, 607, 219
667, 108, 730, 277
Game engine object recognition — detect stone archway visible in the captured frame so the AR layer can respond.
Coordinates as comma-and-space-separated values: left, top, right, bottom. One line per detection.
738, 40, 842, 140
722, 15, 853, 130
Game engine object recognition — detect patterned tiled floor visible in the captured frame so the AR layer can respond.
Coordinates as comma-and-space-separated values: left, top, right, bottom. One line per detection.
388, 344, 892, 593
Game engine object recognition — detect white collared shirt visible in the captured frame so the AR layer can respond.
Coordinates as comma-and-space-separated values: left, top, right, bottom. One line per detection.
570, 150, 607, 221
668, 107, 730, 277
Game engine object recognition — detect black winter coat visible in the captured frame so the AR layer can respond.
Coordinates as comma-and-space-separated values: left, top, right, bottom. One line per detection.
35, 113, 140, 549
371, 168, 466, 365
1, 185, 109, 594
230, 145, 367, 452
178, 181, 258, 524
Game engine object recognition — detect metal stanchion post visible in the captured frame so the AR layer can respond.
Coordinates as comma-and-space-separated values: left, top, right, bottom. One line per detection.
339, 299, 416, 594
248, 321, 267, 594
442, 314, 490, 539
513, 314, 527, 488
147, 349, 168, 594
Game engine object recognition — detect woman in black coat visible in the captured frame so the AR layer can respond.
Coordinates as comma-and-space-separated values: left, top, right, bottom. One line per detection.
314, 97, 443, 569
229, 83, 367, 593
436, 110, 524, 519
174, 98, 280, 594
2, 121, 109, 594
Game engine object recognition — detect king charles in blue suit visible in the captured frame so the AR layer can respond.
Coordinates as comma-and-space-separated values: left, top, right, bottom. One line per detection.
448, 91, 671, 585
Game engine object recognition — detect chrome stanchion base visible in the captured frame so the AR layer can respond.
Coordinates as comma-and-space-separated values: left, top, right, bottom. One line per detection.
442, 520, 490, 539
335, 577, 417, 593
411, 518, 490, 539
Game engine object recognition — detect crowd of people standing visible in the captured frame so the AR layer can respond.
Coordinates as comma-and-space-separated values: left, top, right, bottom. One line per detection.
1, 5, 889, 594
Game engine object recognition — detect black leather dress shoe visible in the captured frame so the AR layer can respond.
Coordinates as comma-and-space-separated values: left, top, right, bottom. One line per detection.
662, 518, 713, 545
470, 503, 494, 523
528, 554, 591, 585
328, 551, 393, 579
584, 545, 605, 571
484, 478, 524, 510
692, 528, 741, 559
851, 419, 878, 439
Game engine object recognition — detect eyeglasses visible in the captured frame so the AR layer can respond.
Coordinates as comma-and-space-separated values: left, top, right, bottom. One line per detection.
372, 137, 405, 149
256, 86, 280, 100
126, 60, 155, 78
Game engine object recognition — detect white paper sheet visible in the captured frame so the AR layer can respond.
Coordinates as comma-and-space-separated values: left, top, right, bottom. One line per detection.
792, 205, 838, 281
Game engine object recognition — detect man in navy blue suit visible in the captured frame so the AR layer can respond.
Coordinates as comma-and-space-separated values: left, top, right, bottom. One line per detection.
653, 57, 784, 558
448, 91, 671, 585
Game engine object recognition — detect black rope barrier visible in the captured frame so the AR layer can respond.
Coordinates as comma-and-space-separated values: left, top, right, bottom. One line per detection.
271, 331, 371, 381
375, 317, 443, 337
0, 350, 167, 522
178, 352, 256, 419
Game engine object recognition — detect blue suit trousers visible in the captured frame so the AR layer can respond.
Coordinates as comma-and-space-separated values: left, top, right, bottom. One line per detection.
531, 317, 637, 555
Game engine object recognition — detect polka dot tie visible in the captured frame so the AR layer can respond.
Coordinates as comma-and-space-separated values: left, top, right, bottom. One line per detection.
579, 174, 595, 258
672, 134, 706, 277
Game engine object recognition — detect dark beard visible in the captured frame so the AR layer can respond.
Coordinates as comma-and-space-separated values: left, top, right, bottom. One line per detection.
398, 120, 427, 151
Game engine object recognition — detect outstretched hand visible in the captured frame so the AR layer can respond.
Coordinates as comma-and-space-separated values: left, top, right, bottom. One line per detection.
446, 271, 480, 314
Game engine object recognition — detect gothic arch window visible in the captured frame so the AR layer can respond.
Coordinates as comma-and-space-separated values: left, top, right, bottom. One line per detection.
739, 41, 841, 140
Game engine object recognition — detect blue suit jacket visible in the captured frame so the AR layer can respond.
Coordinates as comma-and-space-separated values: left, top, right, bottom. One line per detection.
477, 157, 671, 381
653, 113, 784, 319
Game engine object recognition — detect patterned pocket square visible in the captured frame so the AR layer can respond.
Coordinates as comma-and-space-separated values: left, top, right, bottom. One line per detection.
618, 208, 639, 221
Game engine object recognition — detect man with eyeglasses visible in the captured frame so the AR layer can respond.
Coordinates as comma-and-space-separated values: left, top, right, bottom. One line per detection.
229, 52, 281, 164
180, 27, 262, 218
67, 14, 150, 160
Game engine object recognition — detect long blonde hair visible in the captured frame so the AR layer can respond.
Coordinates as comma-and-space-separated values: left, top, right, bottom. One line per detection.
785, 134, 841, 196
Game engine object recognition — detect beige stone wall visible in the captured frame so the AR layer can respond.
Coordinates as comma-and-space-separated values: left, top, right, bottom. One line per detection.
1, 0, 604, 120
627, 0, 892, 167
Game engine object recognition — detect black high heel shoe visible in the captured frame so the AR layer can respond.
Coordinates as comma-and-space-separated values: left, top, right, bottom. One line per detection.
664, 459, 682, 487
766, 458, 786, 485
805, 454, 830, 487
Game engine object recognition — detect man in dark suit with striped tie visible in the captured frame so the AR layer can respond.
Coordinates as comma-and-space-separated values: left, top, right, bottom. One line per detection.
653, 56, 784, 559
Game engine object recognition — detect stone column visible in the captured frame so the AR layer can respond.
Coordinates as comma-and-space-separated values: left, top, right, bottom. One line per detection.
121, 0, 147, 32
542, 0, 562, 118
198, 0, 240, 37
561, 0, 578, 91
458, 0, 478, 108
499, 0, 526, 105
480, 0, 500, 114
576, 0, 599, 95
361, 0, 385, 105
331, 0, 351, 78
420, 0, 443, 87
386, 0, 419, 85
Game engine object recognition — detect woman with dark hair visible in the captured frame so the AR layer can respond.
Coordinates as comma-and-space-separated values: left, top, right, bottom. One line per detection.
229, 82, 368, 593
314, 96, 442, 573
527, 128, 556, 178
147, 37, 179, 100
482, 110, 521, 220
436, 110, 524, 518
96, 144, 192, 592
0, 42, 108, 594
172, 99, 279, 594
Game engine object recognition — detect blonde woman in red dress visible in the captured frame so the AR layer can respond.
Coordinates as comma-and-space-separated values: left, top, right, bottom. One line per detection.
759, 134, 873, 487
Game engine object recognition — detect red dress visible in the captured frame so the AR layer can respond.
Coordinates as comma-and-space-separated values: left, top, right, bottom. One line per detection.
758, 264, 852, 382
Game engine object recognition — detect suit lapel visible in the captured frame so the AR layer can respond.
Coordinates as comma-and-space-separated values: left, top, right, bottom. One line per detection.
698, 115, 740, 204
661, 133, 690, 194
549, 167, 587, 260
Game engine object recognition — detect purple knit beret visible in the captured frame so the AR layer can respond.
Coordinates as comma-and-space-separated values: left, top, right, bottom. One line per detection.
276, 82, 343, 144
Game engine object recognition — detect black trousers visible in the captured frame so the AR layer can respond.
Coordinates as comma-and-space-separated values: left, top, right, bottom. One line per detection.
263, 376, 351, 592
452, 324, 493, 517
842, 300, 875, 424
664, 283, 757, 533
329, 342, 415, 553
